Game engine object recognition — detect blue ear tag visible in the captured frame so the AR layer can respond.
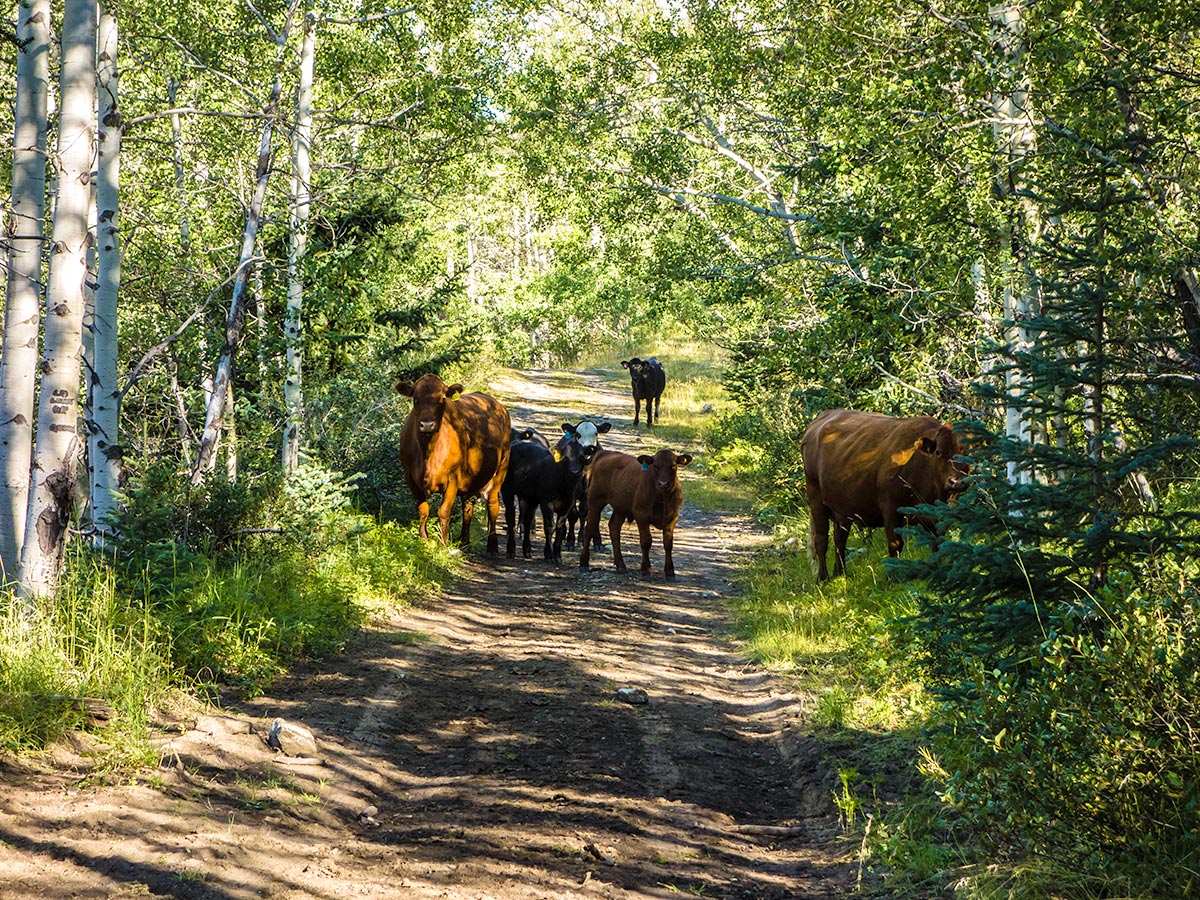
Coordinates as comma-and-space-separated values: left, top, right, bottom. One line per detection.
641, 463, 649, 470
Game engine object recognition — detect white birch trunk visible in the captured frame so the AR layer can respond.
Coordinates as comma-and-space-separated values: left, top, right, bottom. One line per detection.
88, 6, 122, 548
990, 1, 1041, 487
0, 0, 52, 581
192, 2, 300, 483
167, 78, 192, 256
282, 7, 315, 476
18, 0, 97, 601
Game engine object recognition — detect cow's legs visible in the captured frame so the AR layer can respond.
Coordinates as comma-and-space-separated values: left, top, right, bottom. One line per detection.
518, 498, 535, 558
579, 502, 604, 569
566, 502, 580, 550
577, 492, 603, 550
484, 482, 503, 558
663, 521, 676, 580
637, 519, 654, 578
633, 396, 642, 427
416, 497, 432, 541
883, 510, 904, 559
609, 511, 628, 573
436, 485, 459, 547
551, 509, 567, 563
459, 494, 475, 550
540, 502, 555, 561
832, 516, 852, 576
809, 503, 831, 580
503, 491, 517, 558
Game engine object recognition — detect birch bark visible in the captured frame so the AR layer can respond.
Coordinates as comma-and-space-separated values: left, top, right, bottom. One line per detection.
0, 0, 51, 581
88, 6, 122, 548
282, 7, 315, 476
191, 0, 301, 483
989, 1, 1042, 487
18, 0, 97, 601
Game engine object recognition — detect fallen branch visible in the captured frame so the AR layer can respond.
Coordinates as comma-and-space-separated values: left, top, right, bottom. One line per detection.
736, 823, 809, 837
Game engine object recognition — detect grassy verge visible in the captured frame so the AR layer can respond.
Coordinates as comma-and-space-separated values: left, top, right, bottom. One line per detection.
0, 516, 458, 763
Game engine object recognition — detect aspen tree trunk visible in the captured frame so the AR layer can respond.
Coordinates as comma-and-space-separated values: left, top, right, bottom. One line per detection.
192, 1, 300, 484
0, 0, 51, 582
282, 7, 315, 476
18, 0, 97, 601
989, 1, 1042, 487
168, 79, 192, 256
88, 6, 122, 548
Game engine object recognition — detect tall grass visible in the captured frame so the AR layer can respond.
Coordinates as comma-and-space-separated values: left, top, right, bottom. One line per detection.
0, 556, 168, 760
0, 517, 457, 761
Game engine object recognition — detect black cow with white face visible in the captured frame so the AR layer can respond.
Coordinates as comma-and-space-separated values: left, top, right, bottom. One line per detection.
556, 420, 612, 551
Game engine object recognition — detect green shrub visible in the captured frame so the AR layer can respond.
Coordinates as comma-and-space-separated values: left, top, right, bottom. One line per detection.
923, 566, 1200, 898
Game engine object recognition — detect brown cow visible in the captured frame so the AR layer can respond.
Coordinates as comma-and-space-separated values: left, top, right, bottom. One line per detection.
397, 374, 511, 556
801, 409, 967, 580
579, 448, 693, 579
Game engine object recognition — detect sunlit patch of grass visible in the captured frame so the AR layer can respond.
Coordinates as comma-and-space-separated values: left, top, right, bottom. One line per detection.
680, 474, 754, 515
730, 517, 933, 733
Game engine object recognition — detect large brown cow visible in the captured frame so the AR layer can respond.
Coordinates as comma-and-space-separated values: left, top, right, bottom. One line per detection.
801, 409, 967, 580
579, 448, 692, 579
397, 374, 511, 556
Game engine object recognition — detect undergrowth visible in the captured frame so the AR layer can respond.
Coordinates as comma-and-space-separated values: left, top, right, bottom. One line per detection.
0, 464, 458, 763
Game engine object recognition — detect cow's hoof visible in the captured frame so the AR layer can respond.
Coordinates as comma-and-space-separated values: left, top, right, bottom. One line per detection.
665, 572, 676, 581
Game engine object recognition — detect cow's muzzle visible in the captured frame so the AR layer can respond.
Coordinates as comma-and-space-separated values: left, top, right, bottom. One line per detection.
418, 420, 438, 433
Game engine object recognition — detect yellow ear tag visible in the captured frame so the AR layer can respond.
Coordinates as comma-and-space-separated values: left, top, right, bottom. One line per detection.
450, 391, 461, 401
552, 448, 563, 463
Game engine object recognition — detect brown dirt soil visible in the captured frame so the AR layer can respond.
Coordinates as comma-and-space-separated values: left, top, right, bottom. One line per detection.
0, 368, 864, 899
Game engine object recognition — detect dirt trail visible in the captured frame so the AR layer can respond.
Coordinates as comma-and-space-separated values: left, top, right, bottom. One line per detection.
0, 369, 857, 900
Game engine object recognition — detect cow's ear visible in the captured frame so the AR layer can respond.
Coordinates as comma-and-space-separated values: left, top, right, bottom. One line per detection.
446, 383, 464, 400
396, 380, 414, 397
637, 454, 654, 469
621, 360, 631, 369
561, 422, 576, 435
918, 436, 938, 455
676, 453, 693, 467
596, 421, 612, 433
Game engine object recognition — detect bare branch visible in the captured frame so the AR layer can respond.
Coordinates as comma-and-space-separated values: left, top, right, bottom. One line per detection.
118, 263, 258, 401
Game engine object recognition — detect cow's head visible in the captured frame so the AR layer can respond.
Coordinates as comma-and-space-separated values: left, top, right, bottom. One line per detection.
561, 420, 612, 453
621, 358, 650, 379
917, 423, 969, 496
637, 449, 693, 493
396, 374, 464, 435
556, 435, 593, 477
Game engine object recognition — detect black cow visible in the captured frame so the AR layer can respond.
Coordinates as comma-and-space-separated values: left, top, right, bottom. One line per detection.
510, 425, 550, 449
501, 435, 594, 562
620, 357, 666, 427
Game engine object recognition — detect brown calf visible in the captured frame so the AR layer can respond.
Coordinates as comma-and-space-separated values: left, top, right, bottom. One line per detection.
397, 374, 511, 556
801, 409, 967, 579
579, 448, 693, 579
